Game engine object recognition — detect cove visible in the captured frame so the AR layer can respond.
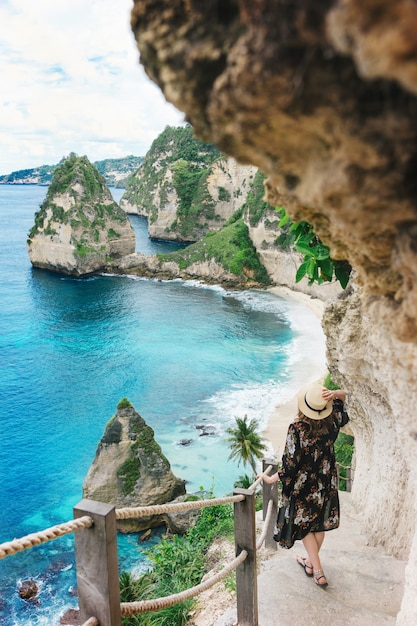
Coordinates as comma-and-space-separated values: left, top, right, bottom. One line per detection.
0, 185, 325, 625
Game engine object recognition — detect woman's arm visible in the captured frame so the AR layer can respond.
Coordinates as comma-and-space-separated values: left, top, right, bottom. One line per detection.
257, 471, 279, 484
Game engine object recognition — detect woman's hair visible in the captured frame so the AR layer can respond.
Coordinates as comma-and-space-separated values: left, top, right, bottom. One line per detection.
297, 409, 333, 434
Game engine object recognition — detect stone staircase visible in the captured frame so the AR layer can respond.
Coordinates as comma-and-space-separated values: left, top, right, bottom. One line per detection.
214, 492, 406, 626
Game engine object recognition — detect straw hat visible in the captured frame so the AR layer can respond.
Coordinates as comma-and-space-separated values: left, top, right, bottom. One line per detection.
297, 382, 333, 420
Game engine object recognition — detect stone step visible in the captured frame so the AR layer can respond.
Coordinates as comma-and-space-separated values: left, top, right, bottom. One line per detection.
214, 492, 406, 626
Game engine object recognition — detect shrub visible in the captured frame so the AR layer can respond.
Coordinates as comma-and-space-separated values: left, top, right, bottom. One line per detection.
119, 497, 234, 625
117, 397, 133, 410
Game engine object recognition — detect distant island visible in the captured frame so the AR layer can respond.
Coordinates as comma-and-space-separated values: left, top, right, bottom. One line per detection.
0, 154, 143, 188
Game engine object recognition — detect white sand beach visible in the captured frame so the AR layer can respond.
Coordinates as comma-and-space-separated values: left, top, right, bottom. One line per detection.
264, 286, 327, 459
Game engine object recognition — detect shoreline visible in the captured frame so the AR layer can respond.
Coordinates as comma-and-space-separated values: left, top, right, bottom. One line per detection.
264, 286, 327, 458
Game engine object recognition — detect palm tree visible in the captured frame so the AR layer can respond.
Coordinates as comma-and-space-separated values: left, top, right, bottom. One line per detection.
225, 415, 268, 474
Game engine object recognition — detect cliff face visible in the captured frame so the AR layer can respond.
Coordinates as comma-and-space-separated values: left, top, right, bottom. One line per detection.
247, 206, 342, 301
131, 1, 417, 622
83, 400, 186, 532
27, 154, 135, 276
120, 125, 256, 242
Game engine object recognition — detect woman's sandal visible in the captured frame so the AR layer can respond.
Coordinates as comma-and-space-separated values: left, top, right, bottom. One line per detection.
296, 555, 313, 577
313, 568, 328, 589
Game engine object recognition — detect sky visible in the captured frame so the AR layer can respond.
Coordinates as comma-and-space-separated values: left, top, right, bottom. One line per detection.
0, 0, 185, 174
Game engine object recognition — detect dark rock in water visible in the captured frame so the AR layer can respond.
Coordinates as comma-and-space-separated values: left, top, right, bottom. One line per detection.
179, 438, 193, 446
60, 608, 80, 625
48, 559, 71, 573
199, 426, 216, 436
139, 528, 152, 542
18, 579, 39, 601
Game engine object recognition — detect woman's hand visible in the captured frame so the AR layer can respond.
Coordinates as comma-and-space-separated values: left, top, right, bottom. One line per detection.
257, 472, 279, 484
322, 388, 347, 403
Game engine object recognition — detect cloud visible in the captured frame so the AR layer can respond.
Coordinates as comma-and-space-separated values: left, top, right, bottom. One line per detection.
0, 0, 185, 173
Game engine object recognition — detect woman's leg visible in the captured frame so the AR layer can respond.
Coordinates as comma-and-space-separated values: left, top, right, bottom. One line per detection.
302, 532, 328, 586
314, 531, 325, 552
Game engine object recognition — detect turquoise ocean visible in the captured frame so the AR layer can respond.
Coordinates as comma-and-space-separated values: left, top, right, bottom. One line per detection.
0, 185, 325, 625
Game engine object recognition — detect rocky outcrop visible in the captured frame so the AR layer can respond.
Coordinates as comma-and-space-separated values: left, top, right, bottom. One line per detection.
82, 399, 186, 532
120, 125, 256, 241
130, 2, 417, 622
18, 580, 39, 602
27, 154, 135, 276
109, 214, 270, 288
109, 252, 248, 287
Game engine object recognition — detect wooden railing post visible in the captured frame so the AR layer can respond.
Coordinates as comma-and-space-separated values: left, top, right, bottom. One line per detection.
262, 458, 278, 550
234, 487, 258, 626
74, 499, 121, 626
346, 466, 352, 492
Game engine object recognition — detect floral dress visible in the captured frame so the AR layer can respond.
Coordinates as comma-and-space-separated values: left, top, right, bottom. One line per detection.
274, 399, 349, 548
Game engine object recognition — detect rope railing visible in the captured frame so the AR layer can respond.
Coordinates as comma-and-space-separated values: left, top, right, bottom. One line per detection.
256, 497, 274, 550
1, 461, 279, 625
116, 493, 245, 519
0, 516, 93, 560
120, 549, 248, 616
117, 483, 270, 617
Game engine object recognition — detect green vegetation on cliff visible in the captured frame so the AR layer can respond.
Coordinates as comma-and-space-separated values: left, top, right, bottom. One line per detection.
245, 170, 271, 226
117, 409, 170, 496
120, 498, 234, 625
158, 213, 270, 285
244, 171, 352, 289
275, 207, 352, 288
48, 153, 105, 200
122, 125, 223, 238
28, 153, 129, 245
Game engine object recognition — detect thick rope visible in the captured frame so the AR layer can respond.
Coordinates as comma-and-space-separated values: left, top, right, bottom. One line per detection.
120, 549, 248, 616
116, 494, 245, 519
0, 516, 93, 560
256, 498, 274, 549
81, 618, 99, 626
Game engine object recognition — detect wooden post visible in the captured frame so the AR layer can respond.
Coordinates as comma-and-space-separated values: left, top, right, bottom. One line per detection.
262, 458, 278, 550
234, 488, 258, 626
74, 499, 121, 626
346, 466, 352, 492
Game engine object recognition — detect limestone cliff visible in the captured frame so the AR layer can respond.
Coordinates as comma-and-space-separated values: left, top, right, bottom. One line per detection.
120, 125, 256, 242
27, 154, 135, 276
83, 399, 186, 532
131, 1, 417, 622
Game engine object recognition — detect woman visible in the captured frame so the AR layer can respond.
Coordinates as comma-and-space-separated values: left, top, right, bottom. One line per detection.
258, 382, 349, 588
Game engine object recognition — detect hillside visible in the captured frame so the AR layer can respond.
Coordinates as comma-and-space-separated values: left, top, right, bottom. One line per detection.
0, 154, 143, 188
120, 125, 257, 241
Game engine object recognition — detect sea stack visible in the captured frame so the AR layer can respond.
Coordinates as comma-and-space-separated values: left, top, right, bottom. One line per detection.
82, 398, 187, 532
27, 153, 135, 276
